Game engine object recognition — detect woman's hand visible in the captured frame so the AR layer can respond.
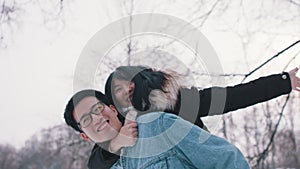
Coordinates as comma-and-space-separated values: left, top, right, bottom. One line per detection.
109, 111, 138, 153
288, 67, 300, 92
109, 122, 138, 153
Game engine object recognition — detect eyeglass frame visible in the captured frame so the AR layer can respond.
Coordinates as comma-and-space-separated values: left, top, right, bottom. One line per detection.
76, 101, 105, 129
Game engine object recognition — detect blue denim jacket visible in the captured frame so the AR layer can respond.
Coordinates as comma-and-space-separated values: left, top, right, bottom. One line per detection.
111, 112, 250, 169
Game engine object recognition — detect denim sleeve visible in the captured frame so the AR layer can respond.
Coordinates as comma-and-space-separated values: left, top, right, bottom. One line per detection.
161, 113, 250, 169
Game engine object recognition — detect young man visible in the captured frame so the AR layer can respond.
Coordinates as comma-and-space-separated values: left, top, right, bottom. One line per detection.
64, 89, 250, 169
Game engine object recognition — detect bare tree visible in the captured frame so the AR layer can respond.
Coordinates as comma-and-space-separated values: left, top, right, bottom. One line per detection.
0, 0, 72, 48
0, 144, 18, 169
12, 124, 92, 169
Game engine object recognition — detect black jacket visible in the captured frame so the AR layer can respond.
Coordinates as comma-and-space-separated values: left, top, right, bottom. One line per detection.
88, 72, 292, 169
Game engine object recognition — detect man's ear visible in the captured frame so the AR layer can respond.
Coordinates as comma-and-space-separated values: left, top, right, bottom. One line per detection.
109, 105, 118, 115
80, 132, 91, 141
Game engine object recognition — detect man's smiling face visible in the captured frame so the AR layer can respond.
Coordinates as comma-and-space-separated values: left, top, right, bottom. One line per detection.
73, 96, 122, 143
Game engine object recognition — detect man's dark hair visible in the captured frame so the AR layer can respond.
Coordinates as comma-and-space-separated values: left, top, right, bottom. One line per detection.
64, 89, 109, 133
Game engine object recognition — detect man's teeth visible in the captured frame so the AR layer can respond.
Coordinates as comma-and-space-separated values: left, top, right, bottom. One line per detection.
97, 122, 107, 132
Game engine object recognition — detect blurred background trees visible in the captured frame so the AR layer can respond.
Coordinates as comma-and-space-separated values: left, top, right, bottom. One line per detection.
0, 0, 299, 168
0, 124, 93, 169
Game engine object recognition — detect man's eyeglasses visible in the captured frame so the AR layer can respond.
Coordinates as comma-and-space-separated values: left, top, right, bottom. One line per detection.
77, 102, 105, 129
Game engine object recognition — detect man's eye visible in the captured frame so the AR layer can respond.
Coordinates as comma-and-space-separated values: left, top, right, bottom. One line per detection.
82, 117, 88, 123
82, 117, 90, 125
94, 107, 99, 112
93, 107, 102, 114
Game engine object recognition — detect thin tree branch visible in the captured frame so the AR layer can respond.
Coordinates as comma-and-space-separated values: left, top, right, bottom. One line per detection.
241, 40, 300, 83
189, 0, 220, 27
192, 72, 246, 77
253, 94, 290, 168
282, 49, 300, 71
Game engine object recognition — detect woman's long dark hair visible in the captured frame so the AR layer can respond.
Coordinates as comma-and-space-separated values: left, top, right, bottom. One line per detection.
105, 66, 168, 113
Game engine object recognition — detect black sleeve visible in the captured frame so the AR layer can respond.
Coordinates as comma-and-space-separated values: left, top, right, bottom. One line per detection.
196, 72, 292, 117
87, 144, 119, 169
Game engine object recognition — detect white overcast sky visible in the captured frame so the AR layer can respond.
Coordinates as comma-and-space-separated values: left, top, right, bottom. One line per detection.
0, 0, 299, 148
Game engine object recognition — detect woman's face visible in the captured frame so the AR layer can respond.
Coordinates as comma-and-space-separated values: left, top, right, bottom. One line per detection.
113, 78, 135, 108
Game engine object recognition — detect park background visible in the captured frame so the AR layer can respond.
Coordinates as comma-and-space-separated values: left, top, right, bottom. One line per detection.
0, 0, 299, 168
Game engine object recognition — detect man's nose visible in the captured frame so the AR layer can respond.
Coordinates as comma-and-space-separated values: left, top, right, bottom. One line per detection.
91, 113, 104, 124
